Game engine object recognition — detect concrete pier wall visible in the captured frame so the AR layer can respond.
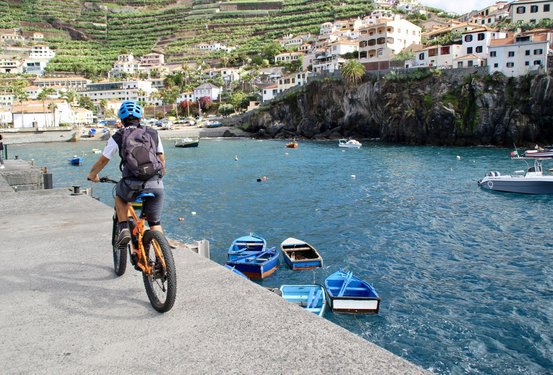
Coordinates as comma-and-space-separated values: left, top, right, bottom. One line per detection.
0, 187, 428, 374
0, 160, 428, 374
0, 160, 45, 192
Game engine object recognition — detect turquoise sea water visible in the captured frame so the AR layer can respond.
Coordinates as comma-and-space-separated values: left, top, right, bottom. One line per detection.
10, 139, 553, 374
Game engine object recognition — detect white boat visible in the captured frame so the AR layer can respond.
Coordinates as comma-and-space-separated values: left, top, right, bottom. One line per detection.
175, 137, 199, 148
338, 139, 362, 148
478, 151, 553, 194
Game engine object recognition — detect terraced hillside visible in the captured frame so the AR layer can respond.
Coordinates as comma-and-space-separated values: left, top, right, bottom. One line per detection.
1, 0, 374, 77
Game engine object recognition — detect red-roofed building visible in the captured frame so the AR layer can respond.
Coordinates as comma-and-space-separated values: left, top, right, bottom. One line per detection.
488, 31, 552, 76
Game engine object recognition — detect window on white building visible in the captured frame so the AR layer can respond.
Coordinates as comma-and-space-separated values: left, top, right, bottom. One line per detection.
525, 50, 531, 55
530, 5, 538, 13
534, 49, 543, 55
490, 51, 497, 57
464, 35, 473, 42
516, 6, 526, 13
506, 62, 514, 68
476, 46, 483, 53
477, 33, 485, 41
534, 60, 542, 65
545, 4, 551, 11
508, 51, 515, 57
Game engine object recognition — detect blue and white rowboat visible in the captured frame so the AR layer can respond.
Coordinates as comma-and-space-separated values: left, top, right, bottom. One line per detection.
279, 284, 327, 317
226, 234, 279, 279
280, 237, 323, 270
325, 270, 380, 314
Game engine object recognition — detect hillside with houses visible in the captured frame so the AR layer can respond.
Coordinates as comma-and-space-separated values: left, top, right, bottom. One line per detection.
0, 0, 552, 133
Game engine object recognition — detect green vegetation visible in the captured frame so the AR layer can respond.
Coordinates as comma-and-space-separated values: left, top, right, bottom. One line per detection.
341, 60, 365, 85
0, 0, 378, 76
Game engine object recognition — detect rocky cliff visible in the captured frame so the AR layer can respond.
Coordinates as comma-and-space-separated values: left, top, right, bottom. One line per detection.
234, 70, 553, 146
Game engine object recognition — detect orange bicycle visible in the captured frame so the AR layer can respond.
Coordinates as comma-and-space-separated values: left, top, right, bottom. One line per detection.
101, 177, 176, 313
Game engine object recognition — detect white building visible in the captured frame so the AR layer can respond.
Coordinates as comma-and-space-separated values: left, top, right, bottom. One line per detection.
0, 106, 12, 126
109, 54, 140, 78
193, 83, 222, 101
274, 52, 305, 64
414, 44, 464, 68
29, 45, 55, 59
461, 27, 508, 63
80, 80, 160, 105
509, 0, 553, 24
358, 16, 421, 62
72, 107, 94, 125
204, 67, 242, 85
0, 94, 15, 106
0, 58, 24, 74
140, 53, 165, 66
11, 100, 72, 128
262, 72, 310, 102
34, 76, 90, 90
454, 54, 486, 68
488, 32, 551, 76
196, 42, 235, 53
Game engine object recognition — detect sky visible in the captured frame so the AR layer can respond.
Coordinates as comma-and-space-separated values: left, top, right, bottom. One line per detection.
420, 0, 499, 14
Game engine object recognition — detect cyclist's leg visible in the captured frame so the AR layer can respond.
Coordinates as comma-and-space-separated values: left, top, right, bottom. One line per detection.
115, 180, 137, 247
142, 184, 164, 233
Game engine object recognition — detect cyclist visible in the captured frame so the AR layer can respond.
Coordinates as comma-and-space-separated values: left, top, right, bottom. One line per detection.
87, 100, 166, 250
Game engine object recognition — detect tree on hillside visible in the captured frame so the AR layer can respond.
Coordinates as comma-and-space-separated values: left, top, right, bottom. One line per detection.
37, 88, 55, 127
47, 102, 57, 127
341, 60, 366, 85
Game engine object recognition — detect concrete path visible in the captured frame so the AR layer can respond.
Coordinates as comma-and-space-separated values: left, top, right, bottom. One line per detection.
0, 189, 428, 375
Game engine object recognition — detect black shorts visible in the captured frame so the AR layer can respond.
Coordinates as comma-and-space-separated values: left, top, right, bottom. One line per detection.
116, 177, 164, 224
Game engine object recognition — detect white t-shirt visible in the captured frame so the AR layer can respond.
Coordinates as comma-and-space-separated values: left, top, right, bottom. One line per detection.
102, 128, 164, 160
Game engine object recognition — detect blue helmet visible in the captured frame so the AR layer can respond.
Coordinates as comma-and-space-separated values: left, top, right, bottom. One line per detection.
118, 100, 143, 120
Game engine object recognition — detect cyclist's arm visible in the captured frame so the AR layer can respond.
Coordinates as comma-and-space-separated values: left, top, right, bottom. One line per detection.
156, 133, 165, 176
87, 155, 110, 182
158, 153, 166, 176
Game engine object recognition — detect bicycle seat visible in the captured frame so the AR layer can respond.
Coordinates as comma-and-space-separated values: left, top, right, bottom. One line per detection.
136, 192, 155, 201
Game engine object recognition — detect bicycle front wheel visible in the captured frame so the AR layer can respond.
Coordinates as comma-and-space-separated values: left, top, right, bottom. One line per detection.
112, 216, 127, 276
142, 230, 177, 313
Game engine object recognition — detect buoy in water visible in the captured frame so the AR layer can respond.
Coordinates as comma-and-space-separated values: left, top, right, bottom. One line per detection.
234, 155, 238, 161
351, 174, 356, 179
178, 217, 184, 221
191, 211, 197, 215
456, 155, 461, 160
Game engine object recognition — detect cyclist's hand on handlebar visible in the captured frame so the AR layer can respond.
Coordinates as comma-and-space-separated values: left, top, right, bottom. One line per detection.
87, 173, 99, 183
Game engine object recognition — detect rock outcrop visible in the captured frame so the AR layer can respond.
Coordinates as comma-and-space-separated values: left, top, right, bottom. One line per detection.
236, 71, 553, 146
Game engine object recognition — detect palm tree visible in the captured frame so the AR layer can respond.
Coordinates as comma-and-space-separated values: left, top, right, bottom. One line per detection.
47, 102, 58, 127
37, 88, 55, 127
14, 88, 28, 128
341, 60, 366, 85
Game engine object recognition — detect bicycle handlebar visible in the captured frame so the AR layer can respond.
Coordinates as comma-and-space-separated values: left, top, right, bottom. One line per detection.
99, 176, 118, 184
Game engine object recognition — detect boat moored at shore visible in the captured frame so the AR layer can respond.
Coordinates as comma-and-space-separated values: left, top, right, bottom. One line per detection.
478, 150, 553, 194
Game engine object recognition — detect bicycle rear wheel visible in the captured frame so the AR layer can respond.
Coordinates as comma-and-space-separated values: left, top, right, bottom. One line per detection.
142, 230, 177, 313
111, 215, 127, 276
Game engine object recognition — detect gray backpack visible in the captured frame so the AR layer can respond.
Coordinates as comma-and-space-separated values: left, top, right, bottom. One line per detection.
119, 126, 162, 180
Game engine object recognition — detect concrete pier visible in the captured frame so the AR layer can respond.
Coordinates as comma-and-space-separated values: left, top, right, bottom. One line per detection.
0, 186, 428, 374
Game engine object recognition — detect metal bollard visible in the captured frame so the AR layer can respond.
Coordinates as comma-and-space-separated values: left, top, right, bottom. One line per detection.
71, 185, 81, 195
43, 173, 53, 189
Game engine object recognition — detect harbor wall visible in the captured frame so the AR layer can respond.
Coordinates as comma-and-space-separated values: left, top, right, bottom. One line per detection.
0, 162, 428, 375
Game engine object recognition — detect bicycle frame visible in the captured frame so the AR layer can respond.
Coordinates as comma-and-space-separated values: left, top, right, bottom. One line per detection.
128, 203, 167, 275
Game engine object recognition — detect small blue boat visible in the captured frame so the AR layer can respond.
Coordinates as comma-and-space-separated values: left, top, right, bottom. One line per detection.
325, 270, 380, 314
224, 264, 249, 280
280, 237, 323, 270
226, 234, 279, 279
279, 284, 327, 317
69, 155, 83, 166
